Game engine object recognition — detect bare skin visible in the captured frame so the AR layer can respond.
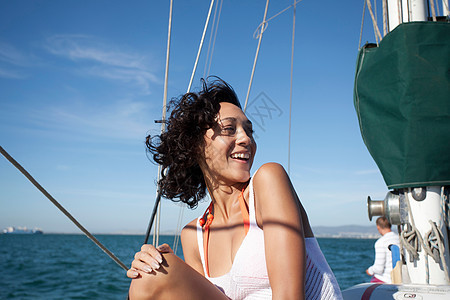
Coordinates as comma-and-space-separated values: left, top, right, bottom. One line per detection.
128, 103, 313, 299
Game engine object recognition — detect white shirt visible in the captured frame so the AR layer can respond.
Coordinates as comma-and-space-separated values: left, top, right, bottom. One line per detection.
368, 231, 400, 283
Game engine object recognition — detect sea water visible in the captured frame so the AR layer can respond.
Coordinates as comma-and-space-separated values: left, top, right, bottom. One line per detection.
0, 234, 375, 299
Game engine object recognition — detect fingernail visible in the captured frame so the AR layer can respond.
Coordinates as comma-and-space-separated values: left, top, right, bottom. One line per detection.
144, 266, 153, 273
131, 271, 139, 277
156, 254, 163, 264
151, 261, 160, 270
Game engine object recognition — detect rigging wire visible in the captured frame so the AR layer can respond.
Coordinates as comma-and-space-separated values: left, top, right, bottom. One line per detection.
244, 0, 304, 112
203, 0, 222, 79
359, 0, 367, 50
243, 0, 270, 112
0, 146, 128, 272
144, 0, 174, 247
187, 0, 216, 93
264, 0, 303, 25
172, 203, 185, 255
172, 0, 217, 253
206, 0, 223, 78
288, 0, 297, 175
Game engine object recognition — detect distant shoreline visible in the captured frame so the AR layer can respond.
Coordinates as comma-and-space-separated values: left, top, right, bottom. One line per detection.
1, 232, 378, 239
2, 224, 384, 239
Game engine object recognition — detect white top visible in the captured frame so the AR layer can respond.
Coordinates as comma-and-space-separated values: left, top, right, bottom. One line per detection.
367, 231, 400, 283
197, 177, 343, 299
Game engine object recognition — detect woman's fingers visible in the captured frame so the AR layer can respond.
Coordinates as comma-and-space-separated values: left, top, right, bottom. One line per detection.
132, 256, 158, 273
128, 244, 175, 276
126, 267, 140, 278
141, 244, 163, 263
156, 243, 174, 253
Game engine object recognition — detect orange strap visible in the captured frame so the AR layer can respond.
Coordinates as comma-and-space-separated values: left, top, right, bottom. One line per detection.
203, 188, 249, 277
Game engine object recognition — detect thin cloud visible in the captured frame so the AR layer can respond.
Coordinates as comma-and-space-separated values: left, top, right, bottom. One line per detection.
0, 42, 30, 66
0, 67, 27, 79
83, 66, 158, 94
0, 42, 32, 79
43, 34, 161, 94
28, 98, 157, 141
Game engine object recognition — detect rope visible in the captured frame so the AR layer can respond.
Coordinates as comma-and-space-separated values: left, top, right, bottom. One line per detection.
400, 188, 450, 283
430, 0, 437, 22
366, 0, 383, 45
0, 146, 128, 272
187, 0, 215, 93
424, 222, 441, 263
427, 220, 450, 281
287, 0, 296, 175
374, 0, 378, 26
403, 190, 430, 283
400, 224, 420, 261
359, 0, 367, 50
382, 0, 387, 36
243, 0, 270, 112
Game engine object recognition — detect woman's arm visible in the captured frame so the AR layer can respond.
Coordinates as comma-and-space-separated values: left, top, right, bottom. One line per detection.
253, 163, 306, 300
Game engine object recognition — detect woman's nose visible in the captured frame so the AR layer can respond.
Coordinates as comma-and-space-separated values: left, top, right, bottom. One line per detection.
236, 128, 252, 145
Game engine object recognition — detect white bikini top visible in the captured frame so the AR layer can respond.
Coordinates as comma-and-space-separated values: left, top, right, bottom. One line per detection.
196, 177, 272, 299
196, 176, 343, 300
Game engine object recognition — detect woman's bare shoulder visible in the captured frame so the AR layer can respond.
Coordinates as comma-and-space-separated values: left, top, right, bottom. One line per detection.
253, 162, 289, 186
181, 218, 198, 242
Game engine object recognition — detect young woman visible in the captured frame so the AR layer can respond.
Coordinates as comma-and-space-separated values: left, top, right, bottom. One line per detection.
127, 79, 342, 299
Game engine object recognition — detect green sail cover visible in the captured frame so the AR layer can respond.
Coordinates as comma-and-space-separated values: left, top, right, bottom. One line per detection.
354, 22, 450, 189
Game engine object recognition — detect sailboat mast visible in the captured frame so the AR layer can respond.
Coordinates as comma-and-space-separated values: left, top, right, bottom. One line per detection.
386, 0, 428, 31
364, 0, 450, 286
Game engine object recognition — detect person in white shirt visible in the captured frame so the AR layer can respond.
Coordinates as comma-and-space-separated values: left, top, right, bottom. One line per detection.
366, 216, 400, 283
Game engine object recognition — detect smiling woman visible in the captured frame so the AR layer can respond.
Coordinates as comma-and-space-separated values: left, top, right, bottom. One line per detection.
145, 78, 243, 209
127, 78, 343, 300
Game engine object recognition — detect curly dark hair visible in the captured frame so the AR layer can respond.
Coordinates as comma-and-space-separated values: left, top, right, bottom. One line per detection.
146, 78, 241, 209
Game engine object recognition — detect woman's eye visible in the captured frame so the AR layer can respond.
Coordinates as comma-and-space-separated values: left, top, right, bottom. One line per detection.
245, 127, 254, 136
222, 127, 236, 135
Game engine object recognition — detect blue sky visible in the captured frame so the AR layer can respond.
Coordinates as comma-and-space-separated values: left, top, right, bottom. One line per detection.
0, 0, 389, 234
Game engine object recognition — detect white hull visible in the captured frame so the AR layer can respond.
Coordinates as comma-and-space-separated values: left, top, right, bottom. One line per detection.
343, 283, 450, 299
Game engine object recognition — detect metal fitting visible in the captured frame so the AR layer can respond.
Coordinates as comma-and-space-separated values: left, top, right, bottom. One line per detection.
367, 191, 408, 225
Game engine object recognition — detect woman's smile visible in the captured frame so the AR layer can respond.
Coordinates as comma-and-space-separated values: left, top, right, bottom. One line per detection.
202, 102, 257, 184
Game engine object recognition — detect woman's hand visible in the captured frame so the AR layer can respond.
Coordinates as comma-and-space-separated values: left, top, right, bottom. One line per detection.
127, 243, 174, 278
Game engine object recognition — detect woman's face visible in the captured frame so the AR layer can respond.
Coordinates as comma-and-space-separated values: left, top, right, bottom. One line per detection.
201, 102, 257, 186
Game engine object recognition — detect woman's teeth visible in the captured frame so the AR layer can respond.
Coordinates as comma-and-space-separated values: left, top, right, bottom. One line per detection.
231, 153, 249, 160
